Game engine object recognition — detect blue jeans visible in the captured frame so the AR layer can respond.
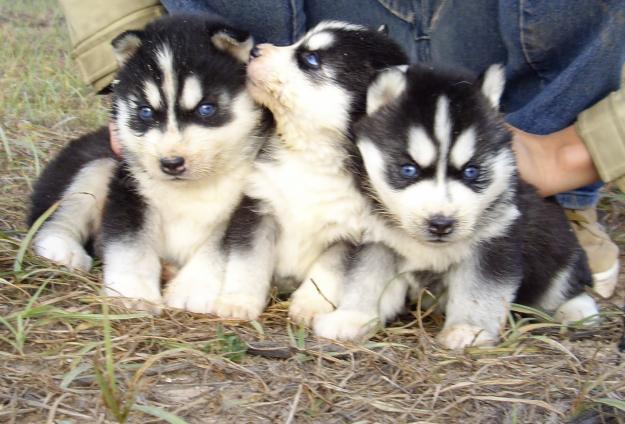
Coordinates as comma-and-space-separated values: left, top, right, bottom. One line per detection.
163, 0, 625, 209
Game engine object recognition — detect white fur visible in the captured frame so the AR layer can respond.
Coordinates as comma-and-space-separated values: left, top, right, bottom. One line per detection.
163, 237, 226, 313
103, 239, 163, 313
439, 255, 516, 348
450, 126, 476, 169
33, 158, 116, 271
143, 80, 163, 110
314, 309, 380, 341
312, 243, 405, 341
434, 96, 451, 184
214, 216, 277, 320
156, 45, 178, 131
211, 31, 254, 63
110, 48, 263, 313
180, 76, 203, 110
248, 140, 370, 281
553, 293, 599, 324
289, 242, 348, 325
408, 126, 437, 168
481, 64, 505, 109
116, 92, 260, 183
306, 21, 365, 34
366, 67, 406, 115
436, 323, 498, 350
304, 32, 335, 50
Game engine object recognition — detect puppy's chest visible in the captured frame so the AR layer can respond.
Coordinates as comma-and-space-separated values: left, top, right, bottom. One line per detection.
251, 153, 368, 275
142, 179, 244, 264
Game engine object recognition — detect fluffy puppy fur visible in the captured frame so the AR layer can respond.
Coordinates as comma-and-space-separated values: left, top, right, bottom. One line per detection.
30, 16, 266, 312
212, 21, 408, 320
315, 65, 599, 349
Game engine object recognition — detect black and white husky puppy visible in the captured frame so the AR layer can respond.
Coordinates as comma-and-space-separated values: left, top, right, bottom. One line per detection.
315, 65, 599, 349
29, 16, 264, 312
212, 22, 408, 320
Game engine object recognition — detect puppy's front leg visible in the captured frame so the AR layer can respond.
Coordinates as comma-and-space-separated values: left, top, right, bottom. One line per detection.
289, 242, 350, 326
437, 255, 519, 350
314, 242, 407, 341
103, 239, 162, 314
163, 234, 227, 314
214, 200, 277, 320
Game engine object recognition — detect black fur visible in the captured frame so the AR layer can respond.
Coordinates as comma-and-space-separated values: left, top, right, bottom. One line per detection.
296, 24, 408, 130
100, 164, 147, 243
356, 64, 592, 314
222, 196, 263, 251
111, 15, 249, 136
28, 127, 115, 226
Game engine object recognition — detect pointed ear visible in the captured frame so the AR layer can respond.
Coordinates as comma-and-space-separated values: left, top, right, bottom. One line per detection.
111, 30, 144, 65
211, 27, 254, 62
377, 24, 389, 35
367, 66, 408, 115
479, 64, 505, 109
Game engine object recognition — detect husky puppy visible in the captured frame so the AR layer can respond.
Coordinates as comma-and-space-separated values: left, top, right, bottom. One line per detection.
315, 65, 599, 349
212, 22, 408, 320
29, 16, 264, 312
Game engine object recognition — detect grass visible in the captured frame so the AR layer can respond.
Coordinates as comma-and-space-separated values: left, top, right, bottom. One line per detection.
1, 1, 624, 422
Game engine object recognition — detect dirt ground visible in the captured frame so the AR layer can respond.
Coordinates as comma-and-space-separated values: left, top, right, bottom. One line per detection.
0, 1, 624, 423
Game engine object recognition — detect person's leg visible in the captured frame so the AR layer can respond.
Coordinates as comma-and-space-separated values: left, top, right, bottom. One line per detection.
497, 0, 625, 297
160, 0, 306, 45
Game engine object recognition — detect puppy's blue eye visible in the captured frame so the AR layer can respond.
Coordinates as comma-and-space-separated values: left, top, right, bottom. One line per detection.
463, 166, 479, 181
400, 164, 419, 179
301, 52, 320, 68
196, 103, 216, 118
138, 106, 154, 121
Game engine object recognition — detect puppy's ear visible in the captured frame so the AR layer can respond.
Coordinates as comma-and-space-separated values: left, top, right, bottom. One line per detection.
367, 66, 408, 115
111, 30, 144, 65
211, 26, 254, 62
479, 64, 505, 109
377, 24, 389, 34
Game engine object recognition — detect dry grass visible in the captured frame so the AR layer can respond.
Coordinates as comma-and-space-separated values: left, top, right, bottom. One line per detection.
1, 1, 624, 423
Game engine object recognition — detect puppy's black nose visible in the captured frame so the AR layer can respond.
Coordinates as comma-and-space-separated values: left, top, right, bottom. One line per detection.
427, 215, 456, 236
160, 156, 186, 175
250, 46, 261, 59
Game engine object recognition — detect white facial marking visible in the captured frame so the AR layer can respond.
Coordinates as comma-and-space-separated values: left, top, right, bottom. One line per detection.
305, 32, 335, 50
408, 127, 437, 168
180, 76, 203, 111
450, 126, 476, 169
434, 96, 452, 184
143, 81, 162, 110
311, 21, 366, 33
156, 45, 177, 132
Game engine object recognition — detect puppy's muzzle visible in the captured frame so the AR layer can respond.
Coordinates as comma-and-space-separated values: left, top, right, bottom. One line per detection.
160, 156, 186, 176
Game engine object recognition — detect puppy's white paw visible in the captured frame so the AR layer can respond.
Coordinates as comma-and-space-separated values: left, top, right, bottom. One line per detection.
289, 290, 335, 326
214, 294, 266, 320
104, 281, 162, 314
33, 232, 92, 271
436, 323, 497, 350
164, 276, 219, 314
554, 293, 599, 324
313, 310, 379, 341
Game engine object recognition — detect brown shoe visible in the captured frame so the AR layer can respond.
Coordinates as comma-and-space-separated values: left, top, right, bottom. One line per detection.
566, 208, 620, 298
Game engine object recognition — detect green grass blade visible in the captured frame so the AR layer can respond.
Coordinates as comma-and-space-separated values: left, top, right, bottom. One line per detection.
14, 201, 60, 273
132, 404, 190, 424
591, 398, 625, 412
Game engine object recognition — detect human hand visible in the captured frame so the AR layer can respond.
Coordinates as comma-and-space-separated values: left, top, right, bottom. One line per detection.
509, 125, 599, 197
108, 121, 122, 157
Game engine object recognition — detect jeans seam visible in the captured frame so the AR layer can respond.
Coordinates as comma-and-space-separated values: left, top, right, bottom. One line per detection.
518, 0, 546, 84
376, 0, 415, 23
288, 0, 298, 43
